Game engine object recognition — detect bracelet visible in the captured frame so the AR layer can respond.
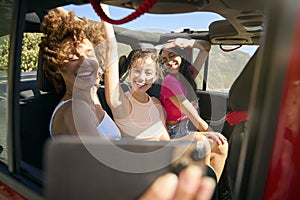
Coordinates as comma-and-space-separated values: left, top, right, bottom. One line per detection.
104, 67, 110, 73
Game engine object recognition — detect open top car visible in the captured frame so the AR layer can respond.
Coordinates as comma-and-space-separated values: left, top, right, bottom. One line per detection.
0, 0, 299, 199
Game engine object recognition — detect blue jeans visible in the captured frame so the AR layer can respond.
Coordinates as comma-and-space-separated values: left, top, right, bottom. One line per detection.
167, 120, 190, 139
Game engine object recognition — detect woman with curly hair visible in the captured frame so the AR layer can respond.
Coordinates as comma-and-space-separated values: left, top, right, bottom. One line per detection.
39, 7, 121, 139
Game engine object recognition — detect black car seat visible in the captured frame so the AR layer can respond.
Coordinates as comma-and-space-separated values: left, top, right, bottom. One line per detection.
20, 56, 61, 172
218, 48, 259, 199
19, 79, 41, 101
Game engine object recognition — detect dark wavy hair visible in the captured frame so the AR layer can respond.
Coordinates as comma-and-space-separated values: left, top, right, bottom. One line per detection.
159, 48, 197, 101
39, 8, 106, 95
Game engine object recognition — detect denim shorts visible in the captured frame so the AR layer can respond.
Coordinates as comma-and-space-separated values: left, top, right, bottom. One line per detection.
167, 120, 190, 139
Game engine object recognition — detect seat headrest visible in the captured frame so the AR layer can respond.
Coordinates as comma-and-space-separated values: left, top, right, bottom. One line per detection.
119, 50, 137, 79
229, 48, 260, 111
37, 55, 56, 93
118, 55, 128, 78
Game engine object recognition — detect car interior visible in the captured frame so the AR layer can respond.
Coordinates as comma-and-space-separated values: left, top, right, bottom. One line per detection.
1, 0, 280, 199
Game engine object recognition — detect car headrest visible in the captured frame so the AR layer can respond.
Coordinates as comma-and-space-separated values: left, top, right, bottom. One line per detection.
37, 55, 56, 93
118, 55, 128, 78
228, 48, 260, 111
119, 50, 137, 79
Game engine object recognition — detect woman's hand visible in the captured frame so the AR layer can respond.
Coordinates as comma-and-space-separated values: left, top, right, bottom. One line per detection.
162, 38, 211, 53
162, 38, 195, 49
204, 132, 227, 147
139, 165, 216, 200
174, 131, 228, 158
204, 132, 228, 159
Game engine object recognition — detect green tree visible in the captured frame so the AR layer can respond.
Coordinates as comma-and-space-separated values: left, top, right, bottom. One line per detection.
0, 35, 9, 71
21, 33, 43, 72
0, 33, 42, 72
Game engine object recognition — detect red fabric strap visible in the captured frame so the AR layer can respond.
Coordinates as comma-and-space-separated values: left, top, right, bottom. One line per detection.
88, 0, 159, 25
226, 111, 248, 125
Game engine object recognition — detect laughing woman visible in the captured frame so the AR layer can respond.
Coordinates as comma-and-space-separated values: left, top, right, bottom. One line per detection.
159, 38, 211, 139
39, 8, 121, 139
105, 47, 171, 140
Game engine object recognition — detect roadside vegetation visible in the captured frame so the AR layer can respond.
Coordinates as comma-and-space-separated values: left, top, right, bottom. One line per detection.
0, 33, 42, 72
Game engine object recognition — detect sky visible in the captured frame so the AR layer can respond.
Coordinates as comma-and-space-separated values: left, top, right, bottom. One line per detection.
63, 4, 224, 32
63, 4, 257, 55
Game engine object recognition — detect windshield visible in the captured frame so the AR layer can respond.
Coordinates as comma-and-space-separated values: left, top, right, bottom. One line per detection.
63, 4, 258, 92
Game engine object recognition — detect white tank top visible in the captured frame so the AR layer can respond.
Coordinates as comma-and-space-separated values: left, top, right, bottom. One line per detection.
49, 99, 121, 139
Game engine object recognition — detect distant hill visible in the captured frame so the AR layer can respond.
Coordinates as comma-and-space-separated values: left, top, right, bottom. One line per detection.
206, 46, 251, 91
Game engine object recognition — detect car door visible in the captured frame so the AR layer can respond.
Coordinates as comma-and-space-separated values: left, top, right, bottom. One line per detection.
196, 45, 258, 134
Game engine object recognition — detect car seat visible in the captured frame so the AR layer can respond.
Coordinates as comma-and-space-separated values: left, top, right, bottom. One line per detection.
19, 79, 41, 101
218, 48, 259, 199
20, 56, 61, 172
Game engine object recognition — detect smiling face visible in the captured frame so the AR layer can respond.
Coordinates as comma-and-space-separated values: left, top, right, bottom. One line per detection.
59, 38, 100, 91
160, 49, 182, 75
129, 55, 158, 93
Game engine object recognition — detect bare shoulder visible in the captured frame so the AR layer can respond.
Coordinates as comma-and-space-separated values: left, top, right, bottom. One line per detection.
151, 96, 162, 105
150, 96, 166, 120
52, 100, 75, 135
151, 97, 164, 111
59, 100, 91, 118
55, 100, 73, 118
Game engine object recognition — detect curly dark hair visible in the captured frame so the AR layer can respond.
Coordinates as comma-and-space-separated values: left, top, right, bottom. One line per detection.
39, 8, 106, 95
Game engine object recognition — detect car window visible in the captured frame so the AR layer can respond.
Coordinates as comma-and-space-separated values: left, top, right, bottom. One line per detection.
21, 33, 42, 72
19, 33, 41, 101
0, 35, 10, 164
194, 45, 259, 92
0, 31, 41, 164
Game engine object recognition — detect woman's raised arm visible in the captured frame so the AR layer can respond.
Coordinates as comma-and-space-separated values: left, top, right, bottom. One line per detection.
102, 4, 130, 119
